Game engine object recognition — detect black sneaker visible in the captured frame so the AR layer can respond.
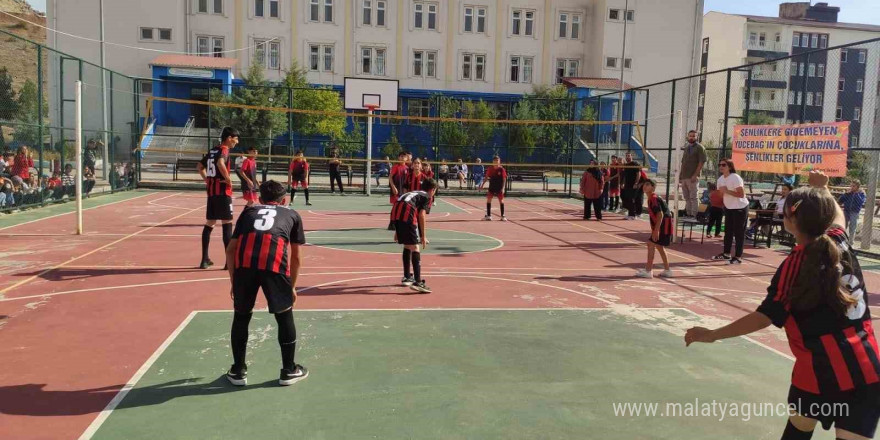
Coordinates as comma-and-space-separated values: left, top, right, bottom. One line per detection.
279, 364, 309, 386
306, 201, 313, 206
199, 259, 214, 269
729, 258, 743, 265
226, 365, 247, 386
401, 276, 415, 286
410, 280, 432, 294
711, 254, 730, 261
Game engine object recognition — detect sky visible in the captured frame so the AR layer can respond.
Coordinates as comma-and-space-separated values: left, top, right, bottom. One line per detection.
23, 0, 880, 25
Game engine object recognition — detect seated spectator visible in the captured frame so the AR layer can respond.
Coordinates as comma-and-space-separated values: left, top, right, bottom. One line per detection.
839, 179, 866, 242
746, 184, 791, 239
0, 152, 11, 176
62, 164, 76, 197
456, 158, 468, 188
48, 171, 64, 199
83, 166, 96, 196
439, 160, 449, 189
472, 158, 485, 188
374, 156, 390, 186
0, 175, 14, 208
84, 139, 98, 171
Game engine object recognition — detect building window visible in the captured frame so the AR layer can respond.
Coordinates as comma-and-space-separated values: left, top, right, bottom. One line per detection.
854, 107, 861, 121
511, 9, 534, 36
309, 44, 334, 72
412, 50, 437, 78
788, 91, 795, 104
623, 58, 632, 69
820, 34, 827, 48
818, 64, 825, 77
253, 39, 267, 67
212, 37, 224, 57
791, 62, 798, 77
555, 59, 579, 83
801, 33, 808, 47
361, 47, 386, 75
811, 34, 818, 48
140, 27, 154, 40
255, 0, 264, 17
476, 7, 486, 33
462, 53, 472, 80
754, 90, 762, 101
806, 92, 813, 106
859, 50, 867, 64
462, 53, 486, 81
792, 32, 800, 47
559, 13, 582, 39
464, 6, 473, 32
625, 9, 634, 21
269, 0, 279, 17
852, 136, 858, 146
571, 14, 580, 39
199, 0, 223, 14
464, 6, 486, 33
797, 91, 802, 105
608, 9, 620, 20
808, 63, 815, 77
363, 0, 371, 25
770, 91, 776, 101
841, 49, 848, 63
413, 2, 437, 30
159, 28, 172, 41
428, 3, 437, 29
408, 98, 431, 123
702, 39, 709, 54
799, 63, 804, 76
816, 92, 823, 106
856, 79, 864, 92
836, 107, 842, 121
309, 0, 319, 21
559, 13, 567, 39
759, 32, 766, 47
775, 32, 781, 42
698, 93, 704, 107
509, 55, 533, 83
377, 1, 385, 26
771, 62, 778, 72
474, 54, 485, 81
268, 41, 280, 69
605, 57, 617, 69
749, 32, 756, 46
198, 0, 208, 13
324, 0, 333, 22
839, 78, 845, 91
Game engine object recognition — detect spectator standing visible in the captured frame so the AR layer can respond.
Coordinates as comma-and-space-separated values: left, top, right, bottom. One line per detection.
838, 180, 866, 242
579, 160, 605, 221
11, 146, 33, 181
599, 161, 610, 210
713, 159, 749, 264
328, 152, 345, 195
621, 152, 643, 220
608, 155, 621, 212
471, 158, 485, 189
678, 130, 707, 218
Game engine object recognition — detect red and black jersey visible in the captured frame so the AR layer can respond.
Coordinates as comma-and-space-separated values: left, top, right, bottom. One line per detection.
406, 171, 425, 193
240, 158, 257, 191
391, 191, 431, 225
647, 194, 673, 235
289, 160, 309, 181
486, 166, 507, 193
608, 167, 621, 189
201, 145, 232, 196
422, 167, 435, 180
232, 204, 306, 276
390, 163, 409, 193
757, 226, 879, 395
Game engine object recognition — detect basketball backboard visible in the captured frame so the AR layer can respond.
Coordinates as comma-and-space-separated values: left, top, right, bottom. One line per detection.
344, 77, 399, 112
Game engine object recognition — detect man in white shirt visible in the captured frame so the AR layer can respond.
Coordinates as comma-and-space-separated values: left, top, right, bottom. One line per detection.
456, 158, 468, 189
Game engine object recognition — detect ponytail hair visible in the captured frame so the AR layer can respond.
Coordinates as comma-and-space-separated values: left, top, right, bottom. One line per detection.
785, 187, 858, 314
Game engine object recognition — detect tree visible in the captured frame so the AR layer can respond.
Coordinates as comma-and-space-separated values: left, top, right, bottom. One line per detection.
13, 79, 47, 147
284, 61, 346, 140
209, 63, 287, 152
0, 68, 18, 150
436, 96, 468, 159
381, 130, 403, 159
508, 99, 539, 162
331, 119, 364, 157
461, 99, 498, 150
743, 111, 777, 126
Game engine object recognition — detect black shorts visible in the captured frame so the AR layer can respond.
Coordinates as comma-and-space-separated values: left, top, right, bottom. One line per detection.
788, 384, 880, 438
394, 220, 420, 245
232, 269, 294, 314
650, 233, 672, 247
206, 195, 233, 221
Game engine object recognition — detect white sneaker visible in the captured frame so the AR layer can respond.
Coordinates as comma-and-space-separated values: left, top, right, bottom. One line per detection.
501, 216, 508, 222
658, 269, 673, 278
483, 215, 492, 221
635, 269, 653, 278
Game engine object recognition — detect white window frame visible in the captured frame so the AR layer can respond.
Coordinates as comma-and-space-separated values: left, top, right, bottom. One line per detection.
608, 8, 620, 21
841, 49, 848, 63
800, 33, 808, 47
254, 0, 265, 17
857, 79, 864, 93
775, 32, 781, 42
462, 6, 487, 34
792, 32, 800, 47
839, 78, 846, 91
212, 37, 224, 57
461, 52, 486, 81
408, 98, 431, 124
859, 50, 867, 64
791, 62, 798, 77
555, 58, 579, 83
816, 92, 823, 106
559, 13, 568, 39
363, 0, 372, 25
413, 1, 438, 31
818, 64, 825, 77
808, 63, 815, 77
806, 92, 813, 106
836, 107, 843, 121
377, 0, 386, 26
758, 32, 766, 47
324, 0, 333, 22
571, 14, 580, 39
558, 12, 582, 40
511, 8, 535, 36
412, 49, 438, 78
854, 107, 861, 121
509, 55, 533, 83
307, 0, 332, 23
623, 58, 632, 70
268, 40, 280, 69
139, 27, 154, 41
269, 0, 279, 18
754, 90, 762, 101
464, 6, 473, 32
308, 43, 334, 72
788, 91, 795, 104
252, 38, 268, 68
852, 136, 859, 146
197, 0, 223, 14
624, 9, 634, 22
811, 34, 818, 48
605, 57, 617, 69
359, 46, 386, 76
158, 28, 172, 41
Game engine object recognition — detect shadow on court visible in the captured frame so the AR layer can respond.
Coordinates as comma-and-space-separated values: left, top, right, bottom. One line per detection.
0, 377, 271, 416
15, 267, 210, 282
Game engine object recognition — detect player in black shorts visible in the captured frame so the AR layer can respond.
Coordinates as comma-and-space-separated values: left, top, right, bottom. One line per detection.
224, 180, 308, 387
390, 178, 438, 293
480, 155, 507, 221
197, 127, 238, 269
686, 172, 880, 440
635, 179, 673, 279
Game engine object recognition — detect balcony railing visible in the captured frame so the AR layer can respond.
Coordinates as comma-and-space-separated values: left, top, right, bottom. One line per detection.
745, 41, 786, 52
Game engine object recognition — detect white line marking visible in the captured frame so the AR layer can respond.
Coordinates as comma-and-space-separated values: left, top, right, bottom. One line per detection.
77, 311, 198, 440
439, 197, 473, 213
0, 191, 159, 231
305, 228, 504, 255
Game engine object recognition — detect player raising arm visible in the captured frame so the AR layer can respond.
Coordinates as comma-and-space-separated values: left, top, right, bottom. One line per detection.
225, 180, 308, 387
685, 171, 880, 440
197, 126, 238, 270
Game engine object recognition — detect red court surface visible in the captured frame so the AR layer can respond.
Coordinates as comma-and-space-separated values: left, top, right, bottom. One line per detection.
1, 191, 878, 439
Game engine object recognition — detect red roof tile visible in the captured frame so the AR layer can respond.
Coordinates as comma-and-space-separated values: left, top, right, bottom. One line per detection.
150, 54, 238, 70
561, 77, 634, 91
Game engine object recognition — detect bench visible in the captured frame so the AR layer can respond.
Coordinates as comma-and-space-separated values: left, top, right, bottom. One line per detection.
507, 168, 549, 192
173, 158, 201, 181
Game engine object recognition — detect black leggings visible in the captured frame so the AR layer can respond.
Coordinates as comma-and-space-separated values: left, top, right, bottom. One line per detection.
329, 171, 344, 193
623, 188, 643, 217
723, 207, 748, 258
583, 198, 602, 220
706, 206, 724, 236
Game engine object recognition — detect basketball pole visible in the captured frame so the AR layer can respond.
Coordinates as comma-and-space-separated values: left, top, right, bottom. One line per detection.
75, 80, 83, 235
366, 107, 374, 196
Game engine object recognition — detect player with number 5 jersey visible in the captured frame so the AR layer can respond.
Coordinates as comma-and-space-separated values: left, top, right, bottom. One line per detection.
197, 127, 238, 270
225, 180, 308, 387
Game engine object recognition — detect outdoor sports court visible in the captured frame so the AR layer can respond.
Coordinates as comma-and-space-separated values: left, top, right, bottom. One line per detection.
0, 190, 871, 439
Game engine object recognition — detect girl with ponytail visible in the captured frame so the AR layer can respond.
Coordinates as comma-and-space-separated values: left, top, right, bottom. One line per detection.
686, 171, 880, 440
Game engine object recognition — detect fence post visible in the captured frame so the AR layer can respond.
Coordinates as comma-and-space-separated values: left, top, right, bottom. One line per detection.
37, 44, 44, 204
721, 69, 733, 158
799, 52, 810, 123
665, 79, 677, 199
861, 86, 880, 250
643, 88, 650, 161
287, 88, 293, 156
207, 85, 212, 151
745, 67, 753, 123
434, 95, 441, 160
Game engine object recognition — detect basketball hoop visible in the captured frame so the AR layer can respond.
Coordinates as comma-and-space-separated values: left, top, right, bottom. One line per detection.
365, 104, 379, 112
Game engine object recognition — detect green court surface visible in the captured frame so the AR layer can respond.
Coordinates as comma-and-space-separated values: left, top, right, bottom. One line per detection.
290, 195, 465, 213
0, 189, 151, 229
306, 228, 502, 254
88, 309, 811, 440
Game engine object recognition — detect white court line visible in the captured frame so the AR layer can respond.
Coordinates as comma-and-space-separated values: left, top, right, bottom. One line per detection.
439, 197, 473, 213
77, 304, 793, 439
305, 228, 504, 255
77, 310, 198, 440
306, 210, 451, 218
0, 191, 159, 232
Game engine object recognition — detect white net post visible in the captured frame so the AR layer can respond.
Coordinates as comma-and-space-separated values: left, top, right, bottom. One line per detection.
366, 108, 374, 196
75, 80, 83, 235
671, 110, 684, 232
